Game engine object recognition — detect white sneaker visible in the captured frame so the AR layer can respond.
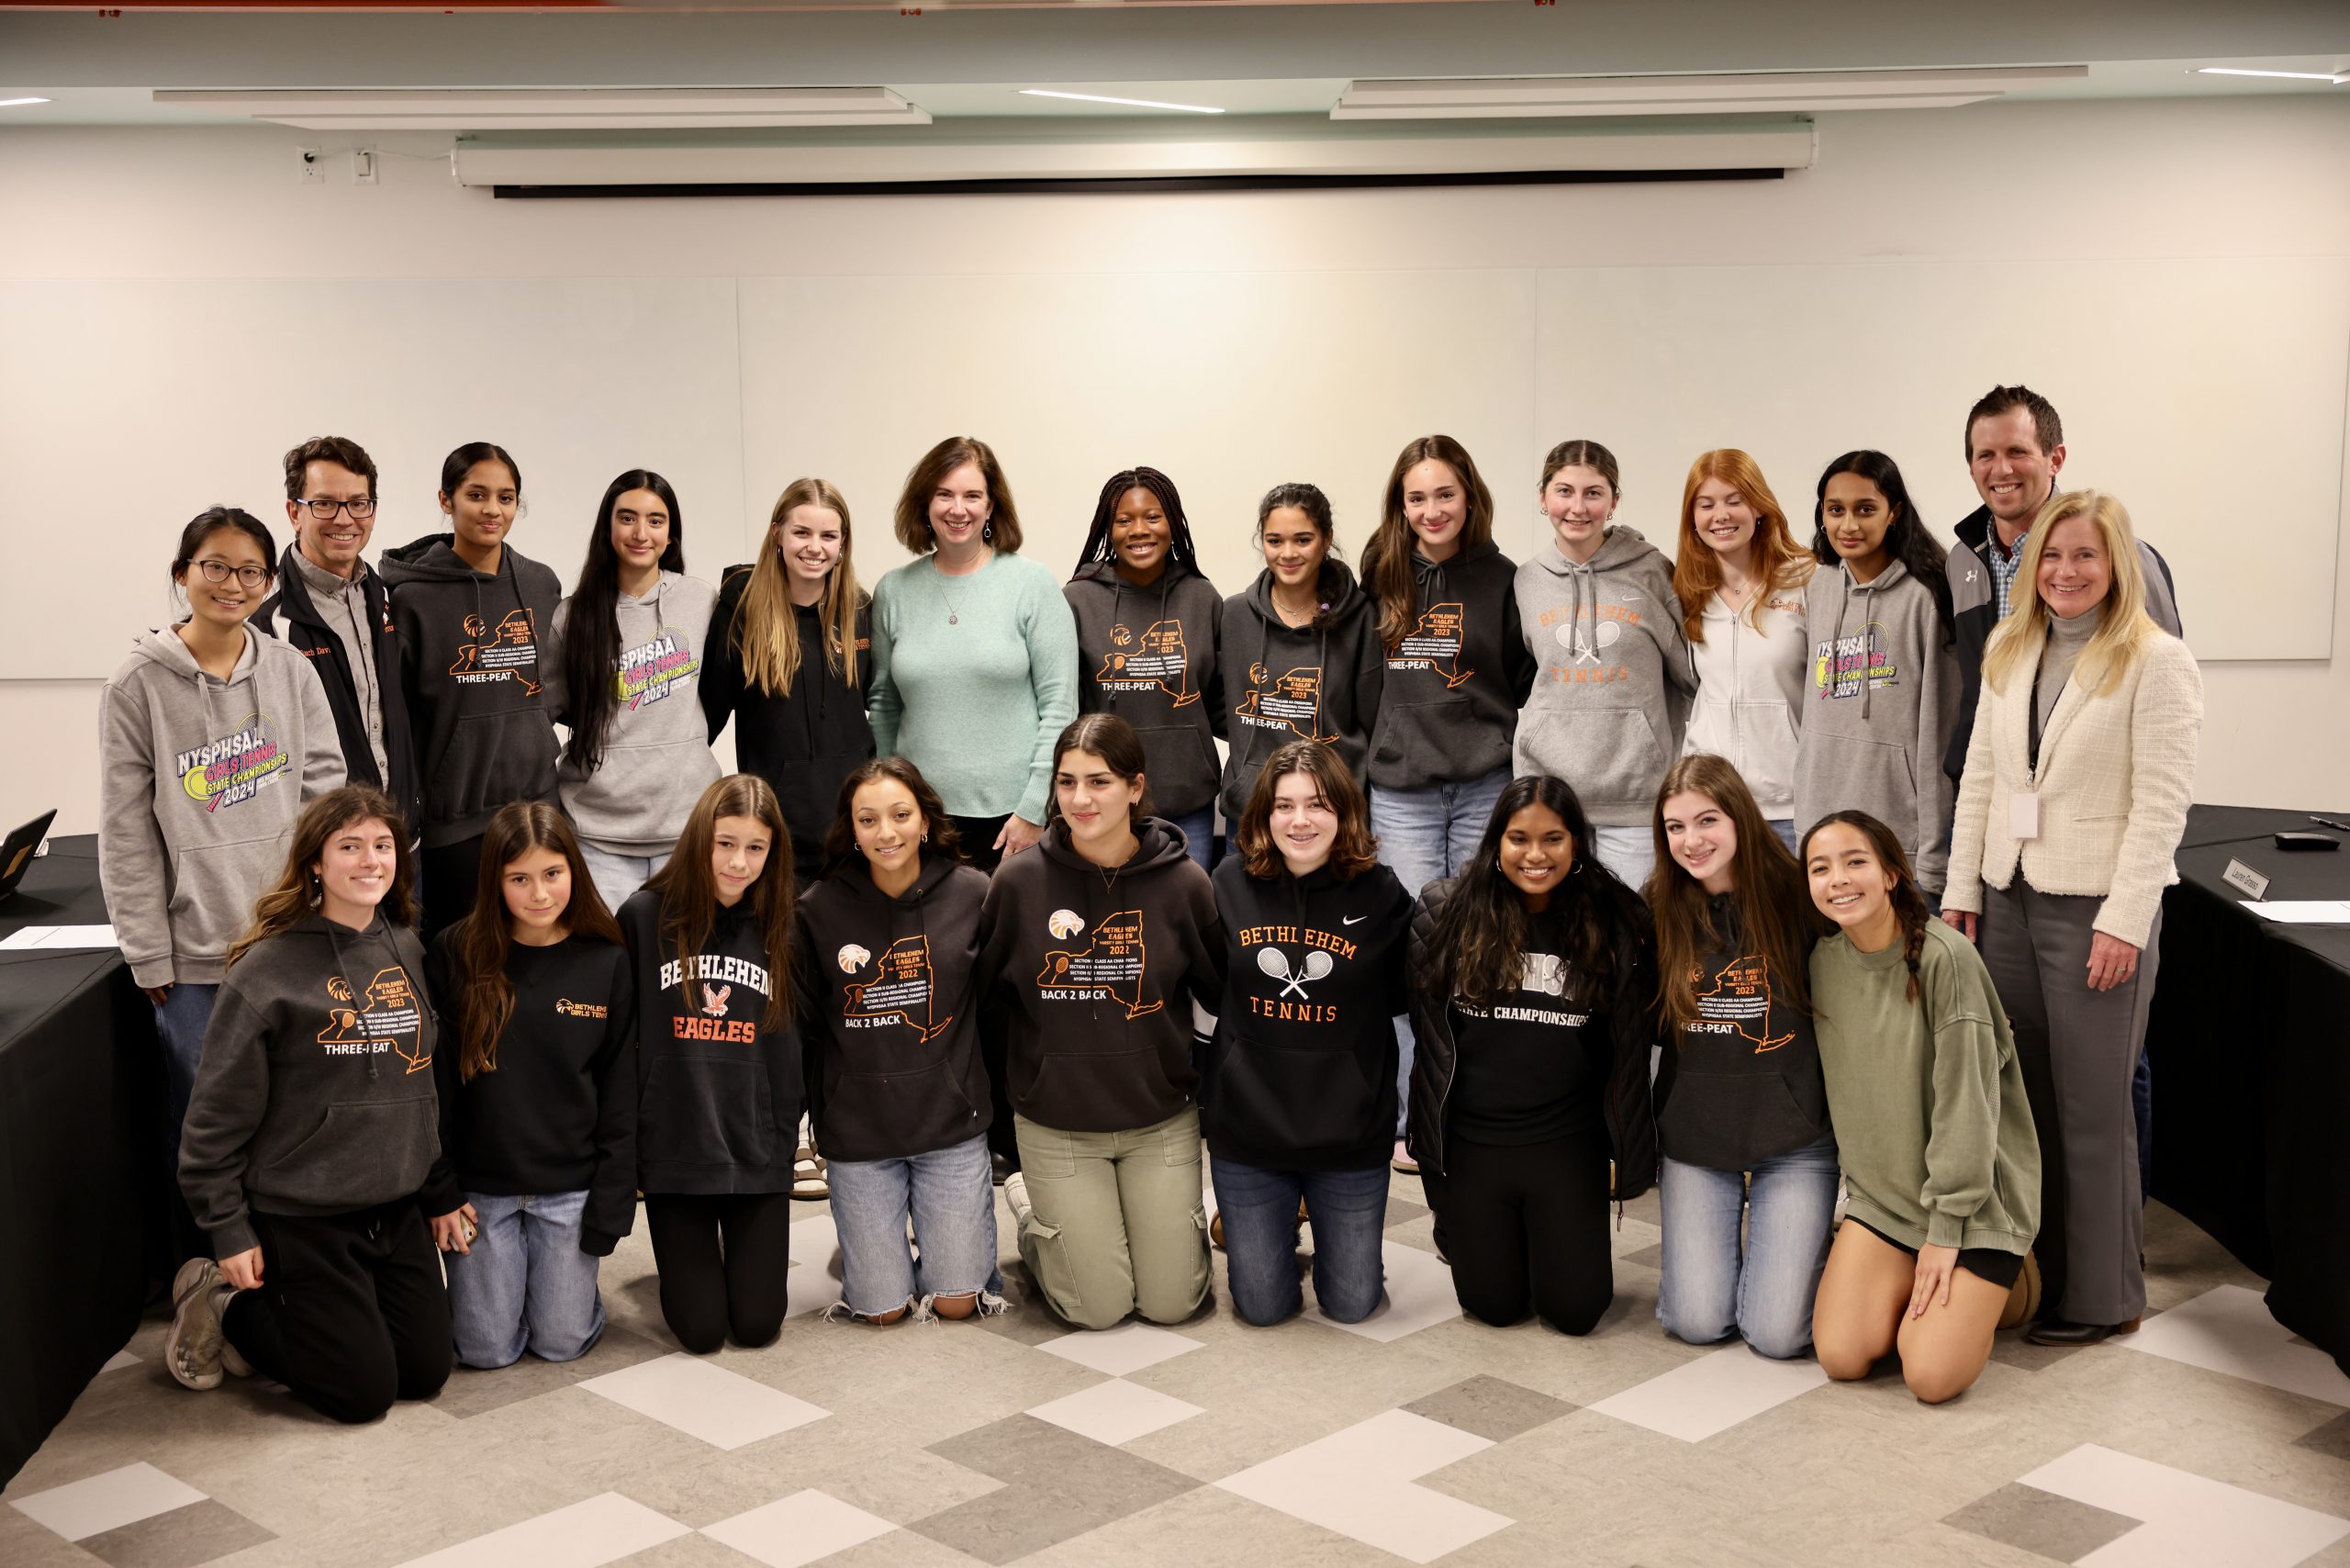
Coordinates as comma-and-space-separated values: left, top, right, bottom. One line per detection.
166, 1259, 226, 1390
1003, 1172, 1033, 1231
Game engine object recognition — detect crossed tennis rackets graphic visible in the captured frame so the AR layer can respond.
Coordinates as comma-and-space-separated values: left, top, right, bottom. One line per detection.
1256, 946, 1334, 998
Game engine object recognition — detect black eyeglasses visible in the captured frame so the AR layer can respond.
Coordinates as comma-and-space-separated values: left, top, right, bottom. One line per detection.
191, 559, 271, 589
299, 497, 377, 521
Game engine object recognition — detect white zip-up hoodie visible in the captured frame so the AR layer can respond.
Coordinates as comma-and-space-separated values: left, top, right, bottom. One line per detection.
1681, 561, 1815, 818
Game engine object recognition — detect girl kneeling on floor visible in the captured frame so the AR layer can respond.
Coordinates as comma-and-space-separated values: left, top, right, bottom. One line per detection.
798, 757, 1003, 1324
980, 714, 1227, 1331
1406, 776, 1660, 1336
1203, 739, 1411, 1327
1803, 811, 2040, 1404
1647, 755, 1836, 1359
423, 801, 636, 1368
622, 773, 803, 1354
171, 785, 460, 1422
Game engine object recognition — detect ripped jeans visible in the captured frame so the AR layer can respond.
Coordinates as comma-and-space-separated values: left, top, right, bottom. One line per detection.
825, 1132, 1004, 1319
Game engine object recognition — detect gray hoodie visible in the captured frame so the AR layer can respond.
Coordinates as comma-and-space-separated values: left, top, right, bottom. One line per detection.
549, 570, 724, 855
98, 627, 347, 989
1511, 527, 1694, 828
1792, 559, 1960, 894
178, 912, 440, 1259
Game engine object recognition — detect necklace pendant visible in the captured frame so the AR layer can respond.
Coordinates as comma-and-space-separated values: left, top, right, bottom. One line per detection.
948, 611, 959, 624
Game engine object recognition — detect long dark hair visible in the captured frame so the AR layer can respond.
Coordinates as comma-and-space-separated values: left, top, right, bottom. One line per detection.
1432, 775, 1645, 1011
644, 774, 796, 1032
562, 470, 687, 772
227, 785, 415, 968
1071, 467, 1199, 578
1254, 481, 1349, 632
1362, 434, 1495, 650
447, 801, 622, 1082
439, 441, 522, 499
1800, 810, 1933, 1004
821, 756, 964, 879
1647, 756, 1825, 1031
1234, 739, 1379, 880
1809, 450, 1954, 646
1047, 713, 1151, 831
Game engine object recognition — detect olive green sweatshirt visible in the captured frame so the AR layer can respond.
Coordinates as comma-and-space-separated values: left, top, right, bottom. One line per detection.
1808, 918, 2040, 1255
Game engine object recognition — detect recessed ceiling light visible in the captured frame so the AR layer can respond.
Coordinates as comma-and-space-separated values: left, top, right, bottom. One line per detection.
0, 97, 51, 109
2193, 67, 2348, 83
1019, 90, 1224, 115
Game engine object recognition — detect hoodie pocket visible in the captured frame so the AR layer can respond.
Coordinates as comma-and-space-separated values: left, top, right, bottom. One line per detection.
1734, 700, 1802, 810
1658, 1068, 1823, 1168
256, 1097, 439, 1209
641, 1055, 778, 1170
166, 830, 291, 962
431, 711, 557, 824
1024, 1044, 1185, 1131
1800, 730, 1914, 824
1513, 705, 1668, 808
1372, 697, 1506, 786
827, 1057, 979, 1158
1136, 723, 1220, 818
565, 738, 722, 842
1214, 1033, 1380, 1152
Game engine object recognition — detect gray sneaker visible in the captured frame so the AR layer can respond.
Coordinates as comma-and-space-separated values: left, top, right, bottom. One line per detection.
166, 1259, 226, 1391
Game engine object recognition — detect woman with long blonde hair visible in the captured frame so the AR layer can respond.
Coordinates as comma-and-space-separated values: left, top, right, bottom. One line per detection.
1672, 450, 1818, 847
1942, 489, 2199, 1348
702, 476, 874, 887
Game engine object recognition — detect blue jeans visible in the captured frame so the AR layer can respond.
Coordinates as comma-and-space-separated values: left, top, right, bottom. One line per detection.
1767, 819, 1798, 854
1589, 823, 1656, 890
579, 845, 671, 916
152, 983, 220, 1167
1656, 1137, 1840, 1360
827, 1133, 1003, 1318
1375, 767, 1509, 1135
1211, 1157, 1389, 1327
1168, 806, 1216, 871
444, 1189, 607, 1368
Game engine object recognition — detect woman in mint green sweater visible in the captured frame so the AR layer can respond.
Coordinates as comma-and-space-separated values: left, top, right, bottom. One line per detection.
867, 437, 1079, 873
1802, 811, 2039, 1405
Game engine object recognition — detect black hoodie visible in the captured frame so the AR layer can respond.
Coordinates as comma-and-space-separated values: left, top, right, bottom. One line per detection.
177, 913, 440, 1260
253, 544, 421, 830
620, 887, 803, 1196
701, 566, 876, 879
1202, 856, 1411, 1171
420, 931, 639, 1255
1653, 897, 1830, 1173
1368, 542, 1538, 790
1403, 879, 1660, 1196
1218, 562, 1383, 823
377, 535, 564, 847
976, 817, 1225, 1134
795, 855, 991, 1163
1065, 562, 1226, 819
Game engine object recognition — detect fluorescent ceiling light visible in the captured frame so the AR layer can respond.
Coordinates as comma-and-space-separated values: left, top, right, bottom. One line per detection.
2193, 67, 2349, 83
1019, 90, 1224, 115
0, 97, 51, 109
1334, 66, 2087, 119
152, 87, 929, 131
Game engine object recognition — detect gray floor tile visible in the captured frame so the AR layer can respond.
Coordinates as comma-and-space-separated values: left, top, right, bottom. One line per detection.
76, 1498, 275, 1568
1404, 1374, 1578, 1442
914, 1415, 1200, 1562
2294, 1409, 2350, 1464
1941, 1481, 2143, 1563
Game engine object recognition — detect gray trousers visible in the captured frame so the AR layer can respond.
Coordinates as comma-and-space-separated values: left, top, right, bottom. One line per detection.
1977, 879, 2160, 1325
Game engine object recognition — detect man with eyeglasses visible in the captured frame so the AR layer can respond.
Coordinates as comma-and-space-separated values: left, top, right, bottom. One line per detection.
254, 436, 420, 829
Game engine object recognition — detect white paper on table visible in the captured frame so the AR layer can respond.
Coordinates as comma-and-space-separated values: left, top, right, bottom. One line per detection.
2240, 901, 2350, 924
0, 924, 119, 950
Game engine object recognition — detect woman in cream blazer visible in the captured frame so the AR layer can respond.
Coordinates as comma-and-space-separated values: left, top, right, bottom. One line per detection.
1942, 489, 2200, 1349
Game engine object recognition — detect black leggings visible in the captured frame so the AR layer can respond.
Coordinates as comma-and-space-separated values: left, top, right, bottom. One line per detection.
221, 1200, 452, 1424
1417, 1127, 1614, 1336
643, 1193, 792, 1354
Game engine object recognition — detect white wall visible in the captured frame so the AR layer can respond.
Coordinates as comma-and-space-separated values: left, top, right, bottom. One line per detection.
4, 95, 2346, 834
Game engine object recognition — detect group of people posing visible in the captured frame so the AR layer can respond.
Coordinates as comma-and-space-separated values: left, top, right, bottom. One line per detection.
99, 381, 2200, 1426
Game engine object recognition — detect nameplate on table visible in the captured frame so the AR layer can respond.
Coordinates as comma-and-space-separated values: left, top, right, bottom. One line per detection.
0, 924, 119, 951
2222, 858, 2271, 901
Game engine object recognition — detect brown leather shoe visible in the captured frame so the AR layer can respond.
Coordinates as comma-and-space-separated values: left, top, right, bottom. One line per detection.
2025, 1314, 2142, 1348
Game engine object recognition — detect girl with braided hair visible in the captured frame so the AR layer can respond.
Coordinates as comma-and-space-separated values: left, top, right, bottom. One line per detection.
1065, 467, 1225, 868
1802, 811, 2039, 1403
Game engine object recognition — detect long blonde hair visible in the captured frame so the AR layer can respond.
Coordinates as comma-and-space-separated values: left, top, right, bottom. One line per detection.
731, 477, 864, 695
1981, 488, 2156, 700
1672, 449, 1812, 644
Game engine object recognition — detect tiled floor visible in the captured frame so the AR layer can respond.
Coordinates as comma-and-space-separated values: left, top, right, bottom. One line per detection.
6, 1180, 2348, 1568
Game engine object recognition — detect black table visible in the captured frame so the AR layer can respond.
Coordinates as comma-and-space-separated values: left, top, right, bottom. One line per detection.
2147, 805, 2350, 1373
0, 835, 165, 1487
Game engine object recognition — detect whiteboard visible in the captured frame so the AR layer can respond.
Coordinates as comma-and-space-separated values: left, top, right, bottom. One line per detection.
0, 277, 750, 680
1535, 256, 2350, 661
735, 268, 1539, 598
